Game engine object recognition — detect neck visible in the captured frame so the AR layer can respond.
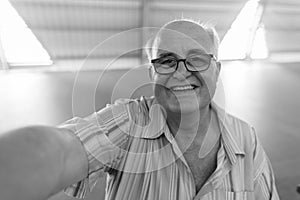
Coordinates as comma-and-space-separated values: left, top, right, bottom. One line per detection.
166, 105, 211, 141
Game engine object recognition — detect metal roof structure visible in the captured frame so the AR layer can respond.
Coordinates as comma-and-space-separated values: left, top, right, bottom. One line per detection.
1, 0, 299, 69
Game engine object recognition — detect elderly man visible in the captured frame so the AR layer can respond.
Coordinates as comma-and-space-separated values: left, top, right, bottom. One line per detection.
0, 19, 279, 200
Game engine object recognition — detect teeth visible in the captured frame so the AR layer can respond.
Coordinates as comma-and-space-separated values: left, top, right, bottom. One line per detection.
172, 85, 194, 91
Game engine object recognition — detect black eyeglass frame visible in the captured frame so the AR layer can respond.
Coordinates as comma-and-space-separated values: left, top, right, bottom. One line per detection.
151, 54, 217, 75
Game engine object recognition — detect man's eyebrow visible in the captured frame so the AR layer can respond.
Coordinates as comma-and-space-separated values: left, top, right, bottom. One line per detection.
188, 49, 208, 55
157, 52, 177, 58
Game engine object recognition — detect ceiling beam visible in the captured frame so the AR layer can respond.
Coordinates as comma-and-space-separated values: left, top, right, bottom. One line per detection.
140, 0, 152, 64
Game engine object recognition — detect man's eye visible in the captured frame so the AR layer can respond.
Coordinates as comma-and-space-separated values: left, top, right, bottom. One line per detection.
159, 57, 176, 65
189, 56, 205, 62
188, 56, 208, 65
161, 59, 174, 65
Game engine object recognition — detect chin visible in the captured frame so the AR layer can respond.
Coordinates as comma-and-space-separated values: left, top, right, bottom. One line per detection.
174, 105, 199, 114
163, 98, 202, 114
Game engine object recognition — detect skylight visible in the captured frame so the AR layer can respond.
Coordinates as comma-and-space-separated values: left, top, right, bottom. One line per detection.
0, 0, 52, 67
218, 0, 268, 60
250, 26, 268, 59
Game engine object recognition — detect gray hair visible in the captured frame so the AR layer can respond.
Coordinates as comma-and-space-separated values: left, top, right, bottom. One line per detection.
145, 18, 220, 61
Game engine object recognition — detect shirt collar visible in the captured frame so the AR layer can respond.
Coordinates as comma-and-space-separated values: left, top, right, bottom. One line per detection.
140, 97, 245, 164
210, 101, 245, 164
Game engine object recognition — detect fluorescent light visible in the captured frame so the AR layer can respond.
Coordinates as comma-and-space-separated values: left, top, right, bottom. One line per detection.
218, 28, 247, 60
218, 0, 268, 61
250, 26, 268, 59
0, 0, 52, 67
231, 0, 259, 29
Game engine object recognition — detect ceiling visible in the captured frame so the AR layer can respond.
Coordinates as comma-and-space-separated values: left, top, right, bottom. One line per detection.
7, 0, 300, 68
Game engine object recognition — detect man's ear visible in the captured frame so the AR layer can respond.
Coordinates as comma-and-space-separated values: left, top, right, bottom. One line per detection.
216, 61, 221, 76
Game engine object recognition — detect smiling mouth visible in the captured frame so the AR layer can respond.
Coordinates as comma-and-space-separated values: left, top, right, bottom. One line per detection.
170, 84, 199, 91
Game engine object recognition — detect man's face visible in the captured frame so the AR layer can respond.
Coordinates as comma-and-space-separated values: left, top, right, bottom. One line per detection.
151, 22, 220, 114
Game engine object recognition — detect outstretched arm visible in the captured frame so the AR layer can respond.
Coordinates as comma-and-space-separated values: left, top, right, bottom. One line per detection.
0, 126, 88, 200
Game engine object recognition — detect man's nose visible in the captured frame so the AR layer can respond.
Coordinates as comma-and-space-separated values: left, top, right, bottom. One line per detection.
172, 60, 192, 80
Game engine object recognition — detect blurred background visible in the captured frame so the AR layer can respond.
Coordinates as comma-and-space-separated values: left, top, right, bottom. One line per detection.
0, 0, 299, 199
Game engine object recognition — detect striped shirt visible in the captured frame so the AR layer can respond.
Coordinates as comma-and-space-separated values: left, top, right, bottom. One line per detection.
58, 96, 279, 200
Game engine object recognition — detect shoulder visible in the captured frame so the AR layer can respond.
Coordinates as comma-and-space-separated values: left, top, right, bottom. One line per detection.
212, 103, 255, 146
225, 112, 253, 136
212, 102, 258, 157
114, 96, 155, 125
94, 97, 150, 123
227, 113, 257, 149
102, 96, 159, 135
222, 111, 266, 168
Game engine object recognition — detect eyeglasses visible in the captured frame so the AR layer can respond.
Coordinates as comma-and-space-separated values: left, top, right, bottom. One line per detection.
151, 54, 217, 75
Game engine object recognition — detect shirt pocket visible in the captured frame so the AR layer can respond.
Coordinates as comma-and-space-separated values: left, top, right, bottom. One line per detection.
198, 190, 254, 200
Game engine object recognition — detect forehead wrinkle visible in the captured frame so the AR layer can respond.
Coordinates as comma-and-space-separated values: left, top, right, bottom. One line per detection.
157, 37, 209, 58
159, 22, 213, 50
153, 24, 215, 60
188, 48, 208, 55
161, 32, 211, 50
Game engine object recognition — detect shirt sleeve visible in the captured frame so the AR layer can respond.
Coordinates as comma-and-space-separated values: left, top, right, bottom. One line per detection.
251, 128, 280, 200
57, 99, 132, 199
